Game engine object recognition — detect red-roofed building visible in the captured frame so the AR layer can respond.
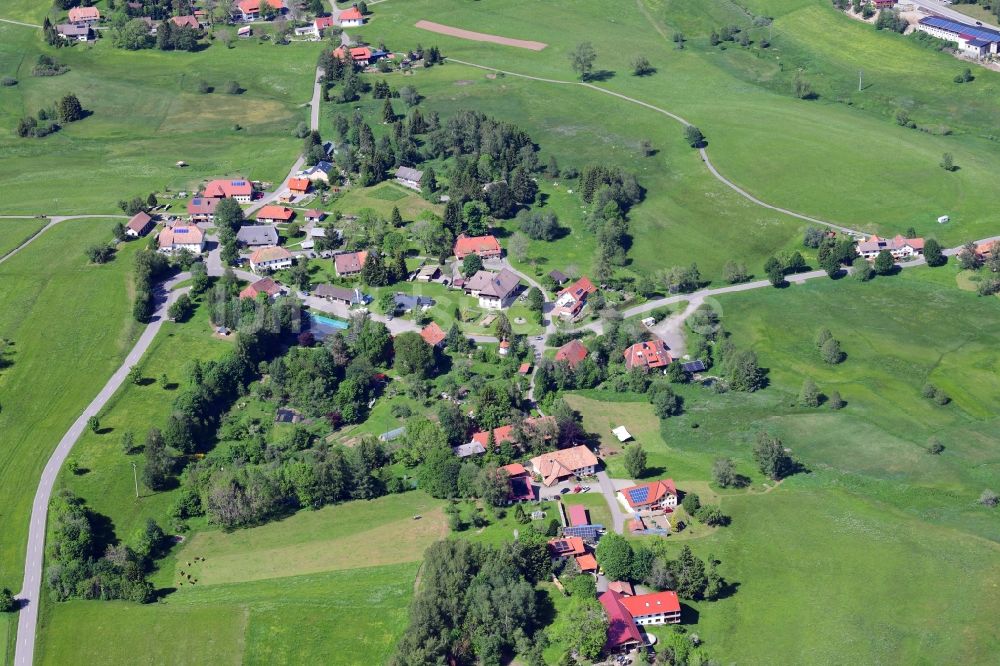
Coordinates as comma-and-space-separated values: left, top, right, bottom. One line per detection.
608, 581, 635, 596
620, 591, 681, 625
453, 234, 502, 260
313, 16, 335, 33
68, 6, 100, 24
501, 463, 528, 477
518, 362, 531, 375
237, 0, 286, 22
567, 504, 590, 527
547, 536, 586, 558
203, 178, 253, 202
334, 250, 368, 277
599, 590, 644, 654
620, 479, 678, 512
553, 276, 597, 320
125, 211, 155, 238
469, 416, 556, 451
530, 445, 599, 486
576, 553, 598, 573
187, 197, 220, 222
623, 339, 671, 372
500, 463, 535, 503
420, 322, 447, 347
256, 206, 294, 223
249, 246, 293, 273
305, 209, 325, 223
338, 7, 365, 26
333, 45, 373, 65
239, 277, 282, 300
170, 15, 201, 29
555, 339, 589, 369
288, 177, 310, 195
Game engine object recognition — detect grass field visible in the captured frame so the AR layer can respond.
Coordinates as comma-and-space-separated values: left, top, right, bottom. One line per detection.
0, 23, 323, 214
0, 218, 138, 591
0, 218, 46, 258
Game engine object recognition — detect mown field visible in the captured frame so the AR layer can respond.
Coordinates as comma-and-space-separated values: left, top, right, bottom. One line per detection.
0, 219, 137, 594
0, 22, 323, 214
35, 492, 446, 665
0, 218, 46, 259
369, 0, 1000, 246
560, 266, 1000, 663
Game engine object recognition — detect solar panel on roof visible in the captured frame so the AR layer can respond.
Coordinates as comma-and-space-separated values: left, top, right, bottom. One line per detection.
628, 487, 650, 504
681, 360, 706, 372
175, 228, 189, 234
563, 525, 604, 540
552, 540, 574, 553
921, 16, 1000, 42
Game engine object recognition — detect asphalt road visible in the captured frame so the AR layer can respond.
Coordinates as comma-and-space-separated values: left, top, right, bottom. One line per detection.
0, 215, 129, 266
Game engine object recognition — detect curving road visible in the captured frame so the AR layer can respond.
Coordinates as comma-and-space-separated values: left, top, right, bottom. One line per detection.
0, 215, 129, 266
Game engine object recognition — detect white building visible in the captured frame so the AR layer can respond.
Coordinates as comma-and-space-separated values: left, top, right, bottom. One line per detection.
916, 16, 1000, 58
157, 225, 205, 255
249, 246, 293, 273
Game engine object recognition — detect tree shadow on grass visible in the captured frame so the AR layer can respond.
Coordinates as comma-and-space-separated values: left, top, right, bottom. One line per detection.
679, 603, 700, 625
586, 69, 616, 82
639, 466, 666, 479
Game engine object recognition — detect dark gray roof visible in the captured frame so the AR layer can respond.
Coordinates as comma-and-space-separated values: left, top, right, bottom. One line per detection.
57, 23, 90, 37
465, 268, 521, 299
314, 284, 357, 302
236, 225, 279, 247
549, 270, 568, 284
394, 293, 435, 310
681, 360, 706, 373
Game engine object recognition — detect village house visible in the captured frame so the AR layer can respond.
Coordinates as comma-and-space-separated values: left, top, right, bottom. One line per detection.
453, 233, 502, 260
157, 225, 205, 255
463, 268, 520, 309
395, 166, 423, 190
555, 339, 589, 369
239, 277, 283, 300
975, 240, 997, 259
620, 591, 682, 626
420, 321, 447, 347
623, 339, 672, 372
203, 178, 253, 202
530, 445, 599, 486
249, 246, 293, 273
338, 6, 365, 27
187, 197, 220, 223
125, 211, 155, 238
237, 0, 286, 22
334, 250, 368, 277
68, 6, 100, 24
619, 479, 678, 513
500, 463, 535, 503
302, 161, 334, 183
170, 15, 201, 29
856, 234, 925, 261
393, 293, 434, 313
467, 416, 557, 453
599, 590, 644, 655
314, 283, 367, 305
57, 23, 91, 41
236, 225, 279, 248
305, 209, 325, 223
333, 45, 373, 66
547, 536, 586, 558
312, 15, 336, 36
288, 177, 310, 196
552, 276, 597, 320
255, 206, 294, 224
498, 339, 510, 356
548, 269, 568, 286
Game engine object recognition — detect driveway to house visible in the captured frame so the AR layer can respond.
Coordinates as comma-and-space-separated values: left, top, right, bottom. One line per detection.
596, 470, 630, 535
13, 273, 190, 666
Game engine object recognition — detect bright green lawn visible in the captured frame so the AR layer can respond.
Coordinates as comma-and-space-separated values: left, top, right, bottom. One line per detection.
0, 217, 46, 258
36, 563, 419, 666
0, 219, 137, 591
0, 24, 323, 214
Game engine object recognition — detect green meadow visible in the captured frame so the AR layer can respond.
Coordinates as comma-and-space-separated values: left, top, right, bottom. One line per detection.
0, 218, 137, 593
0, 218, 46, 259
0, 22, 323, 215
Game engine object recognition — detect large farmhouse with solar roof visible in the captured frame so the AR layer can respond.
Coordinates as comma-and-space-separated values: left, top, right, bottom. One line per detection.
202, 178, 254, 202
619, 479, 678, 512
916, 16, 1000, 58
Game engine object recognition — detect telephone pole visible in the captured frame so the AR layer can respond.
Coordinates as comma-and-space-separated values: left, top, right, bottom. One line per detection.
131, 462, 139, 499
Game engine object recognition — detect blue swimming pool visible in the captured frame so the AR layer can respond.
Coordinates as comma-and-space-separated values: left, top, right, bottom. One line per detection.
309, 312, 349, 330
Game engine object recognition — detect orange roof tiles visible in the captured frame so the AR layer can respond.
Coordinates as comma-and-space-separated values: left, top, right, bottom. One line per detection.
623, 338, 671, 371
420, 321, 447, 346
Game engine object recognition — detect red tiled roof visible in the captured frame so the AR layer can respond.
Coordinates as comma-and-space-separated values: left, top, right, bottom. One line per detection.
620, 479, 677, 510
470, 416, 555, 449
453, 234, 501, 258
518, 362, 531, 374
238, 0, 285, 13
623, 338, 671, 370
547, 536, 586, 557
68, 7, 100, 21
599, 590, 643, 651
257, 206, 294, 221
334, 250, 368, 274
203, 178, 252, 198
126, 211, 153, 233
567, 504, 589, 527
187, 197, 220, 215
555, 339, 588, 369
239, 277, 281, 299
249, 246, 292, 264
288, 177, 310, 193
420, 321, 447, 346
608, 581, 634, 596
530, 445, 599, 486
558, 276, 596, 301
305, 209, 325, 219
500, 463, 528, 477
170, 15, 199, 28
339, 7, 363, 21
620, 591, 681, 617
314, 16, 335, 29
575, 553, 598, 572
158, 225, 204, 249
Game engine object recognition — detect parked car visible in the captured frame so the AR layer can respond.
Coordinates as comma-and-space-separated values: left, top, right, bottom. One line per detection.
559, 487, 570, 494
572, 485, 582, 493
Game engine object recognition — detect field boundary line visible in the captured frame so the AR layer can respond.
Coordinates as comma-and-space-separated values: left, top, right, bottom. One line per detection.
0, 18, 41, 29
445, 57, 863, 236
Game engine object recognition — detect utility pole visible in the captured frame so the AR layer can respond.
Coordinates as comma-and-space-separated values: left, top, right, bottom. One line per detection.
131, 462, 139, 499
858, 69, 863, 92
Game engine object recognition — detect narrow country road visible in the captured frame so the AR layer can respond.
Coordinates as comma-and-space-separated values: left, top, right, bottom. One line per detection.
908, 0, 1000, 30
596, 471, 629, 534
0, 215, 129, 266
13, 274, 190, 666
445, 58, 865, 237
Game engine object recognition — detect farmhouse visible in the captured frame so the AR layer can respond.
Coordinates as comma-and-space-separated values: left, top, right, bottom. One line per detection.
915, 16, 1000, 58
620, 591, 682, 625
239, 277, 282, 300
125, 211, 155, 238
338, 6, 365, 27
314, 284, 367, 305
305, 209, 325, 223
463, 269, 520, 309
454, 234, 502, 260
619, 479, 678, 512
312, 15, 335, 36
623, 339, 672, 372
187, 197, 220, 222
68, 7, 100, 24
256, 206, 294, 224
553, 276, 597, 320
530, 445, 599, 486
500, 463, 535, 502
547, 536, 586, 558
856, 234, 925, 260
420, 321, 447, 347
249, 246, 293, 273
334, 250, 368, 277
203, 178, 253, 202
333, 45, 373, 65
599, 590, 644, 654
236, 225, 279, 248
302, 161, 334, 183
555, 339, 589, 369
57, 23, 91, 41
237, 0, 286, 22
157, 225, 205, 254
395, 166, 423, 190
288, 178, 310, 195
469, 416, 556, 452
170, 15, 201, 29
